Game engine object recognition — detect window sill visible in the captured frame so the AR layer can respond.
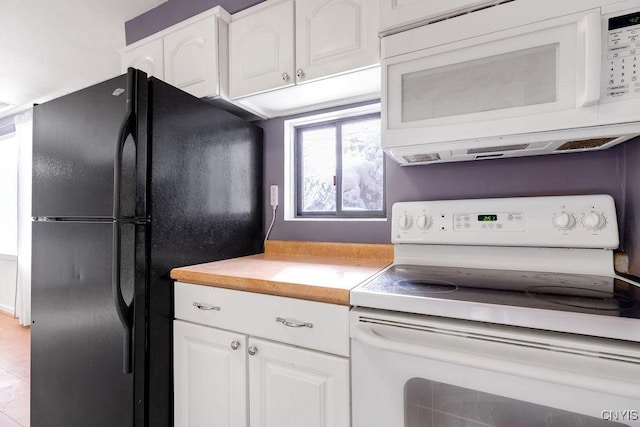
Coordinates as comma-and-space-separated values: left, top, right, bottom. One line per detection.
0, 254, 18, 261
284, 217, 387, 222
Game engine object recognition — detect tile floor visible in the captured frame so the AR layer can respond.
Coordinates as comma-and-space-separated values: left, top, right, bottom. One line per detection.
0, 312, 29, 427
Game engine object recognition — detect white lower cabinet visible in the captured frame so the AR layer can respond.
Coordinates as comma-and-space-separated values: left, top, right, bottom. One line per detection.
248, 337, 349, 427
173, 282, 351, 427
174, 321, 247, 427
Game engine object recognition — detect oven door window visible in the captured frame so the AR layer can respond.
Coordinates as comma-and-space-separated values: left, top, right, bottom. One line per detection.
405, 378, 629, 427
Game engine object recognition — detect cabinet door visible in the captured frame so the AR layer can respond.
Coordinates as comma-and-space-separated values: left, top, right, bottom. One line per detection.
248, 338, 350, 427
121, 38, 164, 79
295, 0, 379, 84
229, 0, 295, 99
174, 320, 247, 427
164, 15, 220, 98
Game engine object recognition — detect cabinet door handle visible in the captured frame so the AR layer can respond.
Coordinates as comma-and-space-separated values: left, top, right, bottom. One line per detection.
192, 302, 221, 311
296, 69, 305, 78
275, 317, 313, 328
282, 72, 290, 81
248, 346, 258, 356
231, 340, 240, 351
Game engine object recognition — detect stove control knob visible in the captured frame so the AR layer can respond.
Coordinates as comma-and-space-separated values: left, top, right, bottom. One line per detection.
553, 212, 576, 230
583, 212, 606, 230
398, 214, 413, 230
416, 215, 432, 230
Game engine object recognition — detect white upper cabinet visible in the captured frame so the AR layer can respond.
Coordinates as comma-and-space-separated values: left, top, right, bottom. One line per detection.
121, 7, 231, 99
295, 0, 379, 83
121, 38, 164, 79
229, 0, 295, 98
379, 0, 507, 35
229, 0, 380, 117
164, 15, 224, 98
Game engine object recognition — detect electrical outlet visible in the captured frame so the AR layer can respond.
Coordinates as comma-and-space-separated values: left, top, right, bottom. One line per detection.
270, 185, 279, 207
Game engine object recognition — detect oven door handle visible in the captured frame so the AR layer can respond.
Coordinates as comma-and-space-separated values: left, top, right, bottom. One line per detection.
353, 321, 506, 368
352, 321, 640, 399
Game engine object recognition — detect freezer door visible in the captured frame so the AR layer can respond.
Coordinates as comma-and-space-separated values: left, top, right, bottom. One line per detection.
31, 221, 135, 427
32, 72, 141, 219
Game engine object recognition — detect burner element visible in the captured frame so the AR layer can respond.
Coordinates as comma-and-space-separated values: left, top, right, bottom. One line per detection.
526, 286, 637, 311
396, 279, 458, 293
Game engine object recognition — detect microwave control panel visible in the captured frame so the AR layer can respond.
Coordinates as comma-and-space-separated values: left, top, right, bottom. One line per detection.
603, 9, 640, 101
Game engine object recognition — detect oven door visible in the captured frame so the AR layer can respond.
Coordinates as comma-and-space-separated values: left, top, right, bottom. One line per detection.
350, 308, 640, 427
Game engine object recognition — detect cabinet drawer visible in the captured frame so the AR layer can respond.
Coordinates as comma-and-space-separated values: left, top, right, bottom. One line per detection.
175, 282, 350, 356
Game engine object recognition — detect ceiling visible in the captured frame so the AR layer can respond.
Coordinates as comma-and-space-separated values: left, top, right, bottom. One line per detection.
0, 0, 167, 118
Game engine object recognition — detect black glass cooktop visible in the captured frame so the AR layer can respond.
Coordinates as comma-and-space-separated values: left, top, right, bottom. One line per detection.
363, 264, 640, 318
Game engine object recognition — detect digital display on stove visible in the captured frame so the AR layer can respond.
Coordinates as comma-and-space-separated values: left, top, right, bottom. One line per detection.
478, 214, 498, 222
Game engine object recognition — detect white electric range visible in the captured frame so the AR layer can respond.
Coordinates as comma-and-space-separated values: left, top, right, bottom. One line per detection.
350, 195, 640, 427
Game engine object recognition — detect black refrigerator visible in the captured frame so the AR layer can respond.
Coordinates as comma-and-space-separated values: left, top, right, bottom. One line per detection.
31, 69, 263, 427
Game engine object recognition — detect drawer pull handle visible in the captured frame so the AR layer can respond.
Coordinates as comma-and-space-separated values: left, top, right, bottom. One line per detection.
193, 302, 220, 311
275, 317, 313, 328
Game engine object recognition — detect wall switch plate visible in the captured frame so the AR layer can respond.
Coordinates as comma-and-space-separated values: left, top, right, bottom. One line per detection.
270, 185, 278, 207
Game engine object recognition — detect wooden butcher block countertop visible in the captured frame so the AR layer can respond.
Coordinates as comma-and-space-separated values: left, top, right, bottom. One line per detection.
170, 240, 393, 305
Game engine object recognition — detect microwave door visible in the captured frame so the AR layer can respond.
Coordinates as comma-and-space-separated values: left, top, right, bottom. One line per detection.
383, 9, 602, 147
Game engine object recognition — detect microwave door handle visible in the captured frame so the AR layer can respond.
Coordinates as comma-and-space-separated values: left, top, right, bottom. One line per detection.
578, 11, 602, 107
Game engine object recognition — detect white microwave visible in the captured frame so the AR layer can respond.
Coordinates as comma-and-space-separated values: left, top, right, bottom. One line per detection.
382, 0, 640, 165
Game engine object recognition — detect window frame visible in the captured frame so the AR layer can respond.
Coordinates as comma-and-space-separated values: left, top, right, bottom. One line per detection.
293, 111, 385, 219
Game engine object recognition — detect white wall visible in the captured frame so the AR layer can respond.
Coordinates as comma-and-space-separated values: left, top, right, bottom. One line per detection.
0, 255, 17, 315
0, 133, 18, 315
0, 134, 18, 255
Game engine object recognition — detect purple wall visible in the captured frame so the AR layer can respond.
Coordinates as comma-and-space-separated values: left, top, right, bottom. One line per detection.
624, 141, 640, 276
125, 0, 264, 44
260, 102, 631, 248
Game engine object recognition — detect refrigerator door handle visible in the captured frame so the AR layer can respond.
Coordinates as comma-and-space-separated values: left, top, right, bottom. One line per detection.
113, 221, 134, 374
113, 69, 136, 219
112, 69, 136, 375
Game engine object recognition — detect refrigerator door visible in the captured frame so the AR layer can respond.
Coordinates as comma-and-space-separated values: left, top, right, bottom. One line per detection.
32, 74, 138, 219
145, 78, 264, 427
31, 220, 135, 427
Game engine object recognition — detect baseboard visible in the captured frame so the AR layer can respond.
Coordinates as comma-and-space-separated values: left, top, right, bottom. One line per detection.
0, 303, 15, 316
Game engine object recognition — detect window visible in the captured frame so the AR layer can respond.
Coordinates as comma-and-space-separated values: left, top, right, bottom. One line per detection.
0, 134, 18, 255
286, 105, 384, 220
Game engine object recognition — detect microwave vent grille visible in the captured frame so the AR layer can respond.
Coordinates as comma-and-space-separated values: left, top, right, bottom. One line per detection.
426, 0, 515, 26
403, 153, 441, 163
475, 153, 505, 159
556, 138, 617, 151
467, 144, 529, 154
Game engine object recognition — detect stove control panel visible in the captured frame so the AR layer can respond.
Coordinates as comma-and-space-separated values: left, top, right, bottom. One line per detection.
392, 195, 619, 249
